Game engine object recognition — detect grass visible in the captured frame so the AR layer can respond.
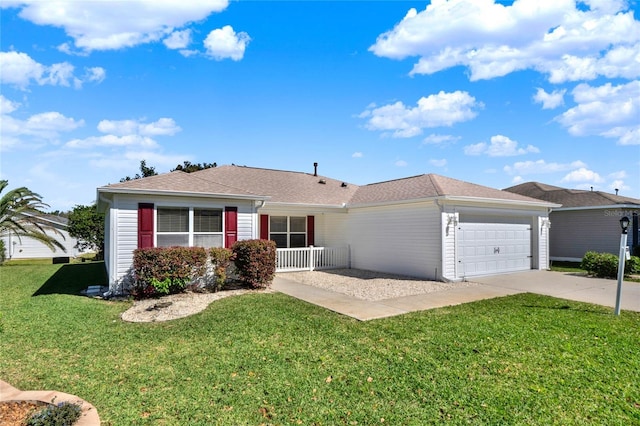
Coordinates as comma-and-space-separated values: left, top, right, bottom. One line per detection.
1, 263, 639, 425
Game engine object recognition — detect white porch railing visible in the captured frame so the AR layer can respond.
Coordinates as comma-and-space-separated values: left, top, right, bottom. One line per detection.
276, 246, 350, 272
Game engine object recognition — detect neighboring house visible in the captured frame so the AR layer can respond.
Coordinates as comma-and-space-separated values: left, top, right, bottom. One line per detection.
97, 164, 558, 294
504, 182, 640, 262
0, 214, 88, 260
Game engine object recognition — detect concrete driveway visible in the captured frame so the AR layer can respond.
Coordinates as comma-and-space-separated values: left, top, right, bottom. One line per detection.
273, 270, 640, 321
473, 270, 640, 313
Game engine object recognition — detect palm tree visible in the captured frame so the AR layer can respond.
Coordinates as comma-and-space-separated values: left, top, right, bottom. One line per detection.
0, 180, 66, 253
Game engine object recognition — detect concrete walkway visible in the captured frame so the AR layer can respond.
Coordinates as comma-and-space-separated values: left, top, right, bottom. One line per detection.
272, 270, 640, 321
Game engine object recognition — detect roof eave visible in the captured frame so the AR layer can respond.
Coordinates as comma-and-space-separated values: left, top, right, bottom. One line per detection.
263, 201, 349, 210
439, 195, 561, 209
97, 187, 270, 201
552, 204, 640, 212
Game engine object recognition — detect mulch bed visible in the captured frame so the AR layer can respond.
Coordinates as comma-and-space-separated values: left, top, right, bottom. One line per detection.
0, 400, 48, 426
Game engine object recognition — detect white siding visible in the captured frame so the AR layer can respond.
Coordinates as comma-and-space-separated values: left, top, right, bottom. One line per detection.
2, 227, 86, 259
536, 216, 550, 269
319, 213, 350, 247
441, 211, 458, 281
108, 194, 257, 292
345, 202, 441, 280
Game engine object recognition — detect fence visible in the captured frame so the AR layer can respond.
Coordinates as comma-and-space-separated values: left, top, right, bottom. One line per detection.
276, 246, 350, 272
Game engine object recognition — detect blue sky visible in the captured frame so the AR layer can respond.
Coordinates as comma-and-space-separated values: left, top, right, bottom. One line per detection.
1, 0, 639, 211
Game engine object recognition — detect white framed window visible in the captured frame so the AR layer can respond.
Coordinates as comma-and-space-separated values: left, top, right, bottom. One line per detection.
270, 216, 306, 248
157, 207, 223, 248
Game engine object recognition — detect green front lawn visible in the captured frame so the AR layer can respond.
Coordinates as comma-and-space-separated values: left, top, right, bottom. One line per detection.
1, 263, 639, 425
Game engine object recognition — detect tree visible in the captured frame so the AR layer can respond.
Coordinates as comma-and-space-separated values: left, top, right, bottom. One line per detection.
68, 204, 105, 260
172, 161, 217, 173
120, 160, 158, 182
0, 180, 66, 253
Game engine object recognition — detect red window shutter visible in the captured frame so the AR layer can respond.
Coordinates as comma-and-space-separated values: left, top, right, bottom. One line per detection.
307, 215, 315, 246
260, 214, 269, 240
138, 203, 154, 249
225, 207, 238, 248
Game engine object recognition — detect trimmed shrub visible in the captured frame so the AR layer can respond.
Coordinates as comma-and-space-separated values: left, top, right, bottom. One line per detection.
209, 247, 234, 291
627, 255, 640, 275
27, 399, 82, 426
132, 246, 207, 298
581, 250, 640, 278
0, 239, 5, 265
232, 239, 276, 289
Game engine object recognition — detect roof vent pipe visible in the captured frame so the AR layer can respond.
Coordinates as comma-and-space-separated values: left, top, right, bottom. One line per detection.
313, 162, 318, 177
615, 188, 619, 195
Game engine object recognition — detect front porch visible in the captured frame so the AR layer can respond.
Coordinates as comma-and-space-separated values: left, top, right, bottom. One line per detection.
275, 246, 350, 272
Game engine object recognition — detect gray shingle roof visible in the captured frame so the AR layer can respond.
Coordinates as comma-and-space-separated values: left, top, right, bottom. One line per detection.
504, 182, 640, 208
350, 174, 543, 205
99, 170, 262, 198
99, 165, 552, 207
191, 165, 358, 205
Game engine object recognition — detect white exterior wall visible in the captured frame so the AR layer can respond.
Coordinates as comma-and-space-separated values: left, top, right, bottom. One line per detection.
441, 211, 459, 281
107, 193, 257, 291
318, 212, 350, 247
535, 216, 550, 269
345, 202, 441, 280
452, 205, 551, 279
2, 227, 86, 259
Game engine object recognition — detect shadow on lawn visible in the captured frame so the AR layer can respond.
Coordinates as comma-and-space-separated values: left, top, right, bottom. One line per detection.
32, 261, 107, 297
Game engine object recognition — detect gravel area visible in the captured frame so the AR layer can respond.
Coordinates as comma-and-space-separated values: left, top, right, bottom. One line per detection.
121, 287, 275, 323
279, 268, 479, 301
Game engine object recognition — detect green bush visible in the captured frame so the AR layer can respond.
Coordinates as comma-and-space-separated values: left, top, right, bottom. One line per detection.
209, 247, 234, 291
232, 239, 276, 289
132, 247, 207, 298
581, 250, 640, 278
27, 400, 82, 426
627, 255, 640, 274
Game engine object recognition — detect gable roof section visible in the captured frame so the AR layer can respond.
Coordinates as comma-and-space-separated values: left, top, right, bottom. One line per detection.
504, 182, 640, 208
191, 165, 359, 205
98, 166, 554, 208
98, 170, 265, 200
350, 174, 551, 206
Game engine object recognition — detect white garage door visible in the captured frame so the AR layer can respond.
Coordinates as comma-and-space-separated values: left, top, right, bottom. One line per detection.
458, 223, 531, 277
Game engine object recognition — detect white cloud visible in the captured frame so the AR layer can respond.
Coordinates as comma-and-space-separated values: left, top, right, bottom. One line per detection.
464, 135, 539, 157
7, 0, 229, 52
204, 25, 251, 61
0, 96, 84, 151
608, 170, 627, 180
556, 81, 640, 145
71, 117, 181, 148
0, 95, 19, 114
609, 179, 631, 193
369, 0, 640, 83
429, 158, 447, 167
66, 134, 158, 149
352, 152, 363, 158
395, 160, 408, 167
85, 67, 106, 83
561, 167, 604, 183
423, 134, 460, 145
0, 51, 106, 89
362, 91, 481, 138
164, 29, 192, 49
533, 88, 565, 109
504, 159, 587, 175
